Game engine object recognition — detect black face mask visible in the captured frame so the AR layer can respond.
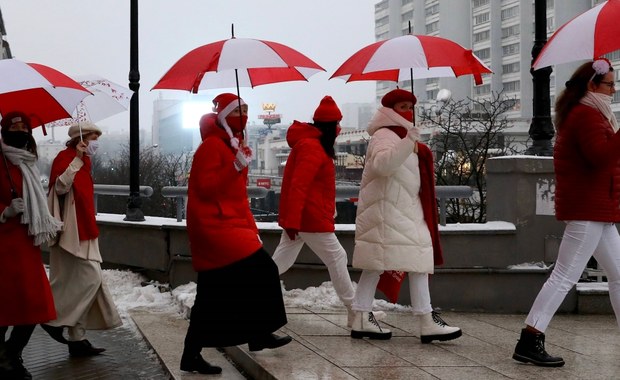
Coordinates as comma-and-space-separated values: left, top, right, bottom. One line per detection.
2, 131, 31, 149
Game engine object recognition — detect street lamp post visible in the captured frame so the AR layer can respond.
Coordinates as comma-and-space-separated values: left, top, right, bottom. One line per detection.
525, 0, 554, 156
125, 0, 145, 221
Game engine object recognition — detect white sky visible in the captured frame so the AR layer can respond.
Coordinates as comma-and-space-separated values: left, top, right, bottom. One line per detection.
2, 0, 379, 138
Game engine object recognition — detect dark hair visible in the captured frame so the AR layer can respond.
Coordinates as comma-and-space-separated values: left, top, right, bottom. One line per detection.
312, 121, 338, 159
555, 61, 614, 129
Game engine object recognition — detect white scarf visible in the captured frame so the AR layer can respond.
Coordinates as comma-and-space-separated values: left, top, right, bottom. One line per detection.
1, 142, 63, 245
580, 92, 619, 132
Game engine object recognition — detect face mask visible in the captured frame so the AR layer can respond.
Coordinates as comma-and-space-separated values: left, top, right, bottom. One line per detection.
396, 110, 414, 122
86, 140, 100, 156
225, 115, 248, 133
2, 131, 30, 149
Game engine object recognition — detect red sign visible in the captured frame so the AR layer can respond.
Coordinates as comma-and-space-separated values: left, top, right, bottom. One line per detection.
256, 178, 272, 189
258, 114, 282, 119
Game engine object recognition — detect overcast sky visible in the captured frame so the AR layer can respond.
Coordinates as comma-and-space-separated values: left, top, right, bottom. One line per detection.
2, 0, 379, 139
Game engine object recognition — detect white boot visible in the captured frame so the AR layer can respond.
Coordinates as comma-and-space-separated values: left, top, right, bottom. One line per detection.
350, 312, 392, 340
346, 305, 355, 328
418, 311, 462, 344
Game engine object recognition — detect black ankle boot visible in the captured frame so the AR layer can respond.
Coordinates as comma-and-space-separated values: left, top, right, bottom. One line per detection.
68, 340, 106, 357
248, 333, 292, 352
180, 353, 222, 374
513, 328, 565, 367
40, 324, 68, 344
0, 344, 32, 380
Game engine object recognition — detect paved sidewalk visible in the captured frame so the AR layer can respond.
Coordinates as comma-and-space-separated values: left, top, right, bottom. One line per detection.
22, 307, 620, 379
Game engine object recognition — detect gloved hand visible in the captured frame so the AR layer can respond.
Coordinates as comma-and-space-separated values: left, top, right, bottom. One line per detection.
3, 197, 24, 218
285, 228, 298, 241
406, 126, 420, 143
233, 149, 249, 171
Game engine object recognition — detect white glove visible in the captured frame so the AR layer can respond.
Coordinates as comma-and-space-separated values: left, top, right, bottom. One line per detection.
3, 198, 24, 218
406, 127, 420, 143
233, 149, 249, 171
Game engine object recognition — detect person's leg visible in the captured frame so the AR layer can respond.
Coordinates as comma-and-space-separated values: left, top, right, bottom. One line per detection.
4, 325, 35, 379
408, 272, 433, 315
591, 223, 620, 329
350, 270, 391, 339
6, 325, 35, 357
270, 231, 305, 275
514, 220, 602, 367
301, 232, 355, 306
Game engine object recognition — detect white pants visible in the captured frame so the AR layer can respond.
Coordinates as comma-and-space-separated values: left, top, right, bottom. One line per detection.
526, 221, 620, 332
271, 231, 355, 306
352, 270, 433, 315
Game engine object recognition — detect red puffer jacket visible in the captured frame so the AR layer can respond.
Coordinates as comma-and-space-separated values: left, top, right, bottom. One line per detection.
187, 116, 261, 271
554, 103, 620, 222
278, 121, 336, 232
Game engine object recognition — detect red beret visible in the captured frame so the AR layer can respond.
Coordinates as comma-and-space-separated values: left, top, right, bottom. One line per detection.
381, 89, 417, 108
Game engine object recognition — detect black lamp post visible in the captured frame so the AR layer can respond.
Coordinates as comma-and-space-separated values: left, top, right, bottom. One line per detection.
525, 0, 554, 156
125, 0, 144, 221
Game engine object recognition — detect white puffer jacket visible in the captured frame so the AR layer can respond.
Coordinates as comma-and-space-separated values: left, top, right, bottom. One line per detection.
352, 107, 434, 273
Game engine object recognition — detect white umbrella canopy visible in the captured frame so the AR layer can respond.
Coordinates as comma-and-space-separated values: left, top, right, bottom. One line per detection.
48, 75, 132, 127
533, 0, 620, 70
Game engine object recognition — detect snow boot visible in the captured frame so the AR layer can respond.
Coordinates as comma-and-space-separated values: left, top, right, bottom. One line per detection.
419, 311, 462, 343
512, 328, 565, 367
350, 312, 392, 340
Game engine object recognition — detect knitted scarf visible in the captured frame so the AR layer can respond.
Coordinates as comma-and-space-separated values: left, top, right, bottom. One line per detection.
1, 142, 63, 245
581, 91, 619, 132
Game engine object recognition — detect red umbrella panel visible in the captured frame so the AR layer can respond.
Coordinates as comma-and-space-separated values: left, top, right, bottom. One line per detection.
533, 0, 620, 70
331, 34, 492, 85
0, 59, 91, 127
152, 38, 325, 93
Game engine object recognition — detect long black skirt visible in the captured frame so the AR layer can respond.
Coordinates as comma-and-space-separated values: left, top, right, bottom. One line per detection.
187, 248, 288, 348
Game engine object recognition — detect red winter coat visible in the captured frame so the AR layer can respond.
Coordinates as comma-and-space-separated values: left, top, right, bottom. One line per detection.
554, 103, 620, 222
0, 157, 56, 326
278, 121, 336, 232
187, 116, 261, 271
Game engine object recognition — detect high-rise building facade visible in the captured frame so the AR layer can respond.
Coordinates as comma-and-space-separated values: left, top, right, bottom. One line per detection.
374, 0, 619, 124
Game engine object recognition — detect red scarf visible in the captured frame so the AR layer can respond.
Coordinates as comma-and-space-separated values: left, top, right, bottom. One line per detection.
49, 148, 99, 241
377, 126, 443, 303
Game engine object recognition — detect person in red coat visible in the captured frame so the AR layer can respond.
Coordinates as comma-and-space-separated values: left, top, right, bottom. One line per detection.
271, 96, 356, 326
513, 58, 620, 368
0, 112, 62, 379
181, 93, 291, 375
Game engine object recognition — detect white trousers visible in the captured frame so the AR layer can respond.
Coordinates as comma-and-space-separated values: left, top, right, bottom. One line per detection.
526, 221, 620, 332
271, 231, 355, 306
352, 269, 433, 315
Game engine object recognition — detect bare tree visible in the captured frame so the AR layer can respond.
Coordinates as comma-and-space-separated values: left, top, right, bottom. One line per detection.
418, 91, 524, 223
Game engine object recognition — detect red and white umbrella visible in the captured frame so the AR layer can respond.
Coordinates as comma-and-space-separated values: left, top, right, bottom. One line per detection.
152, 37, 325, 93
331, 34, 491, 85
533, 0, 620, 70
0, 59, 91, 127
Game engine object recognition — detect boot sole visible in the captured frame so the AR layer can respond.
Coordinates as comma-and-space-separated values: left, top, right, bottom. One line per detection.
420, 329, 462, 344
512, 353, 565, 367
248, 336, 293, 352
351, 330, 392, 340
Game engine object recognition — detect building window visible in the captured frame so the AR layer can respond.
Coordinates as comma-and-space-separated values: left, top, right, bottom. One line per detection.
426, 77, 439, 85
501, 24, 520, 39
377, 15, 389, 28
425, 4, 439, 16
605, 51, 620, 61
474, 12, 490, 25
402, 10, 413, 22
501, 5, 519, 21
427, 89, 439, 100
473, 0, 490, 8
426, 21, 439, 34
502, 62, 520, 74
502, 42, 520, 55
375, 1, 388, 12
474, 84, 491, 95
473, 47, 490, 60
473, 30, 490, 43
401, 0, 413, 4
503, 80, 520, 92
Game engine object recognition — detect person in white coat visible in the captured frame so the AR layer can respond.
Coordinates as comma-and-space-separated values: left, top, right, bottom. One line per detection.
350, 89, 462, 343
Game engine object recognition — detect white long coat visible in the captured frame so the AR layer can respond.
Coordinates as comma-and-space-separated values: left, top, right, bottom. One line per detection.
352, 107, 434, 273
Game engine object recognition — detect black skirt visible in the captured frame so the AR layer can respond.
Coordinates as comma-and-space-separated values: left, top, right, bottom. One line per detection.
187, 248, 288, 347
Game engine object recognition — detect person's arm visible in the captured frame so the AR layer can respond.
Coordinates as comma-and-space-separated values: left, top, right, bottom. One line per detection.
54, 157, 84, 195
368, 129, 417, 177
576, 109, 620, 166
189, 138, 237, 198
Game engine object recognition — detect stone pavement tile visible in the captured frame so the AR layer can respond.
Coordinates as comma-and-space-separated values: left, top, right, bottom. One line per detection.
285, 313, 349, 336
23, 321, 169, 380
130, 309, 246, 380
320, 312, 411, 337
345, 366, 437, 380
371, 336, 479, 367
422, 366, 511, 380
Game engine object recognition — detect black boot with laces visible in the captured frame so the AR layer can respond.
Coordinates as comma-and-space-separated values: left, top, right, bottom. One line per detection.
513, 328, 565, 367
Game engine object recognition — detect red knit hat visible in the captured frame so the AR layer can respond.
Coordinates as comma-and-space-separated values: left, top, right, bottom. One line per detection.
1, 111, 32, 131
313, 96, 342, 122
381, 89, 417, 108
212, 93, 246, 118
